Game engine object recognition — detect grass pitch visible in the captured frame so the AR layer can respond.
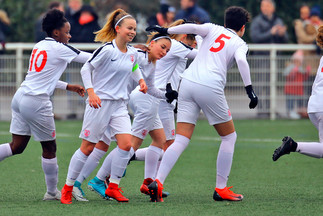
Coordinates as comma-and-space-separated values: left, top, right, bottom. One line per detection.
0, 119, 322, 216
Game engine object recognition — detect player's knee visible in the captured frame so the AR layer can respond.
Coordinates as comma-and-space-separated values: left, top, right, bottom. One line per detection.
118, 142, 132, 151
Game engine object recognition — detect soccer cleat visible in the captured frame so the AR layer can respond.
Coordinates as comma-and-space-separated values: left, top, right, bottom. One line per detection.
61, 184, 73, 204
140, 178, 169, 198
88, 177, 109, 199
43, 190, 61, 201
272, 136, 297, 161
148, 179, 164, 202
213, 186, 243, 201
72, 181, 88, 202
105, 183, 129, 202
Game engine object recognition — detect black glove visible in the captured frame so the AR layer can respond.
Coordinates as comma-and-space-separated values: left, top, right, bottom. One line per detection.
145, 25, 169, 35
245, 85, 258, 109
165, 83, 178, 104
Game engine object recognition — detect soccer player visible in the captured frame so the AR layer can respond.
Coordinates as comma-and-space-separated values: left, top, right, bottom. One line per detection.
84, 33, 175, 199
0, 9, 91, 200
145, 6, 258, 202
272, 25, 323, 161
60, 9, 147, 204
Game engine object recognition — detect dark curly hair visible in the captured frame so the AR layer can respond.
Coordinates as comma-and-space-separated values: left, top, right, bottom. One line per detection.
225, 6, 251, 31
42, 9, 67, 37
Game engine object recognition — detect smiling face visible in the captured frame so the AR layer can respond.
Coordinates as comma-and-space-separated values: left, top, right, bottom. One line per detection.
116, 18, 137, 43
149, 38, 171, 61
53, 22, 72, 44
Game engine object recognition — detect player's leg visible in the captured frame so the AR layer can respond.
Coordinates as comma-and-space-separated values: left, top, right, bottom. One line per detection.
140, 128, 165, 195
273, 112, 323, 160
0, 134, 30, 161
212, 120, 243, 201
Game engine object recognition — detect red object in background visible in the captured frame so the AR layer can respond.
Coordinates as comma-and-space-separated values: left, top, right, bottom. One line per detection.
79, 12, 94, 25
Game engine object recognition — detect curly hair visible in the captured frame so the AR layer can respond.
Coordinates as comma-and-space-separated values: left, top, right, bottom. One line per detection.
316, 25, 323, 49
225, 6, 251, 31
42, 9, 67, 37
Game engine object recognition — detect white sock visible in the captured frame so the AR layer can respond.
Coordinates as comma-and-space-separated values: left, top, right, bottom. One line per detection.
42, 157, 58, 194
96, 148, 117, 181
110, 147, 130, 185
145, 145, 163, 179
216, 132, 237, 189
66, 148, 88, 186
155, 150, 164, 176
156, 134, 190, 184
0, 143, 12, 162
135, 147, 147, 161
296, 142, 323, 158
76, 147, 106, 183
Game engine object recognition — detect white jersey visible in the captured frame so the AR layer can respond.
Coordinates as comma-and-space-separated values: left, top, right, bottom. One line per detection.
177, 23, 249, 90
308, 57, 323, 113
169, 57, 188, 91
88, 39, 138, 100
20, 37, 80, 96
154, 39, 193, 90
136, 50, 165, 99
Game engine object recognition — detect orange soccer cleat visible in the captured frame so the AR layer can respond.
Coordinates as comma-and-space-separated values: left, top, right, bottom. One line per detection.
60, 184, 73, 204
140, 178, 154, 195
105, 183, 129, 202
213, 186, 243, 201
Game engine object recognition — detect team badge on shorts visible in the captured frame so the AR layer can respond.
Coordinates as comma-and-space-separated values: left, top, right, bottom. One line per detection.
84, 129, 90, 137
52, 131, 56, 138
130, 55, 134, 63
171, 129, 175, 136
141, 129, 148, 137
228, 110, 231, 117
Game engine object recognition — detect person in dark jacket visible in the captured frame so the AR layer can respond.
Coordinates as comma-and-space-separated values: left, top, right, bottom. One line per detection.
0, 9, 10, 54
174, 0, 210, 24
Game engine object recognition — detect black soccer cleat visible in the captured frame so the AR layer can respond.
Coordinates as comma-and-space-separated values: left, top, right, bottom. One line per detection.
148, 180, 164, 202
272, 136, 297, 161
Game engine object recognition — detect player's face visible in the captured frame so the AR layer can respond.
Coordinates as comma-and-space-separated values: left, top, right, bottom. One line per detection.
150, 38, 171, 60
55, 22, 72, 44
117, 18, 137, 43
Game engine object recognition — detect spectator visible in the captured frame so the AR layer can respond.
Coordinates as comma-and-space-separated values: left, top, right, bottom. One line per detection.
174, 0, 210, 24
0, 9, 10, 54
283, 50, 310, 119
250, 0, 288, 117
34, 1, 64, 42
294, 4, 319, 116
148, 3, 176, 27
75, 5, 100, 43
65, 0, 83, 43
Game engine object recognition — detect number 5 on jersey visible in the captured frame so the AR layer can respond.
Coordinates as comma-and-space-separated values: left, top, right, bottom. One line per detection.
210, 34, 231, 53
29, 49, 48, 72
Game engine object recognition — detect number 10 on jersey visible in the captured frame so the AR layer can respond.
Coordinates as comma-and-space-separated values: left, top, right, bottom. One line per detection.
29, 49, 48, 72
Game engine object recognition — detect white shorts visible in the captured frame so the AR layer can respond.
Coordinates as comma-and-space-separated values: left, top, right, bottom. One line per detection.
129, 89, 163, 139
308, 112, 323, 143
10, 88, 56, 142
158, 100, 175, 140
177, 79, 232, 125
79, 99, 131, 144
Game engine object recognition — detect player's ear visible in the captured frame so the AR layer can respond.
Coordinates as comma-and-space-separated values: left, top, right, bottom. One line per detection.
52, 29, 60, 38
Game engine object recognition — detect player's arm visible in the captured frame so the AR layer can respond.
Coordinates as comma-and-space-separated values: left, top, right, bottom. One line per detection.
147, 23, 210, 38
235, 47, 258, 109
131, 63, 147, 94
73, 51, 92, 63
55, 80, 85, 97
80, 61, 101, 109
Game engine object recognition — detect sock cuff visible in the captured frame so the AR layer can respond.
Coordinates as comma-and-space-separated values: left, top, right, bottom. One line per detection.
77, 148, 88, 160
175, 134, 190, 144
4, 143, 12, 156
148, 145, 163, 154
220, 131, 237, 141
41, 157, 57, 164
117, 146, 130, 157
92, 147, 106, 159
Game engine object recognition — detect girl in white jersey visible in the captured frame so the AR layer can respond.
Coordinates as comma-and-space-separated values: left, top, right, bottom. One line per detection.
60, 9, 147, 204
82, 33, 174, 199
0, 9, 91, 201
273, 26, 323, 162
146, 6, 258, 202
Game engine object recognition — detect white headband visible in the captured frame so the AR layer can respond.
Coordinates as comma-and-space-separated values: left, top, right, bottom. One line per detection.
114, 14, 132, 29
152, 35, 171, 42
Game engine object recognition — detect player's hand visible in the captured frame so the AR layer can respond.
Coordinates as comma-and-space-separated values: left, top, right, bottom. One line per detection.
139, 79, 148, 94
165, 83, 178, 104
145, 25, 169, 35
133, 44, 150, 52
66, 84, 85, 97
87, 88, 101, 109
245, 85, 258, 109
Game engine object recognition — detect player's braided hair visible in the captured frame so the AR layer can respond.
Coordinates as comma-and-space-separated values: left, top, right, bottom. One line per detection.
316, 25, 323, 49
42, 9, 67, 37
